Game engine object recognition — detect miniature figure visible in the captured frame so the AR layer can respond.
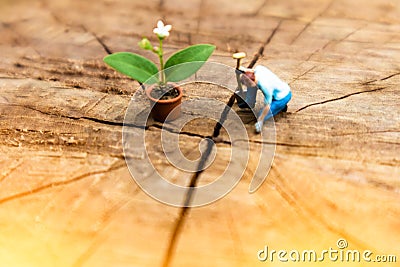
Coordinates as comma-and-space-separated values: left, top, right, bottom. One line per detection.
240, 65, 292, 133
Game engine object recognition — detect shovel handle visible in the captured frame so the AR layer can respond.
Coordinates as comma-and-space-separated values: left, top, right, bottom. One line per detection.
232, 52, 246, 69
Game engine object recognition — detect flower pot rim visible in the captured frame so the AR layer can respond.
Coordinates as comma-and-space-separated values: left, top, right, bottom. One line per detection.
145, 83, 183, 104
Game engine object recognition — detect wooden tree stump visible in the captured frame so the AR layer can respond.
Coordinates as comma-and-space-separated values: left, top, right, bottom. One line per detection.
0, 0, 399, 266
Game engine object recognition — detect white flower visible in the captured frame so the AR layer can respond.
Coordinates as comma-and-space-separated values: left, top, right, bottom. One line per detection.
153, 20, 172, 38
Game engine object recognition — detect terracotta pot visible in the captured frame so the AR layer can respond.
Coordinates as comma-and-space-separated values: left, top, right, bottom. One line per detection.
145, 83, 183, 122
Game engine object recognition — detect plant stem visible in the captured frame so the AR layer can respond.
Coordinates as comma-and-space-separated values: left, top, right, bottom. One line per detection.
158, 38, 165, 84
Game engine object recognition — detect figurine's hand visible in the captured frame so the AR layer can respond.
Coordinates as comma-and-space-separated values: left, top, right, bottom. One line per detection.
255, 121, 263, 133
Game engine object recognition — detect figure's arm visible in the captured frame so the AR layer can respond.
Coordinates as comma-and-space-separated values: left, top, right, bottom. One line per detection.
258, 104, 270, 123
255, 103, 270, 133
255, 86, 272, 133
258, 83, 272, 123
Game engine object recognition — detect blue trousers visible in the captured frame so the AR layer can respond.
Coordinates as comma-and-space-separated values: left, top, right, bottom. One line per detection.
246, 87, 292, 122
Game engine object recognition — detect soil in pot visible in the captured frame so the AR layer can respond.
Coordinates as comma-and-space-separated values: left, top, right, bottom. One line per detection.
150, 83, 180, 100
145, 83, 183, 122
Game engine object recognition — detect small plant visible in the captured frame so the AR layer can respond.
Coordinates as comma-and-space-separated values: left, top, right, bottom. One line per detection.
104, 20, 215, 98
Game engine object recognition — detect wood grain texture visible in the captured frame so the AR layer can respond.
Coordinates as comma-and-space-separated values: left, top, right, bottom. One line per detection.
0, 0, 399, 266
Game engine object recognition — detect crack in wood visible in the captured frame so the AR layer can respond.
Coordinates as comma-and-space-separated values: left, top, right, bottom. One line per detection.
0, 161, 125, 205
4, 61, 125, 91
161, 95, 237, 266
289, 66, 316, 85
291, 22, 311, 45
332, 129, 400, 137
150, 124, 210, 140
161, 204, 188, 267
2, 2, 399, 265
81, 25, 113, 55
162, 137, 214, 267
296, 86, 387, 112
376, 140, 400, 146
248, 20, 282, 68
82, 95, 108, 114
152, 124, 321, 148
5, 103, 246, 148
161, 31, 284, 265
303, 45, 326, 62
236, 139, 324, 148
290, 0, 335, 45
362, 71, 400, 85
247, 0, 268, 17
0, 159, 23, 183
7, 103, 126, 127
5, 103, 241, 151
381, 72, 400, 81
336, 25, 366, 44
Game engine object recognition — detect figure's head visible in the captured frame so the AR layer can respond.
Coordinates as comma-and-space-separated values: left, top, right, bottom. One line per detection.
240, 69, 256, 87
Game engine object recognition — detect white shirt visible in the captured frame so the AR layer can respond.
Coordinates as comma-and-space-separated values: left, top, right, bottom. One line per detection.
254, 65, 291, 104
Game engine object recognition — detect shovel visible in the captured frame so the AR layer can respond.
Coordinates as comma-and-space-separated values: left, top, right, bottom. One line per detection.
232, 52, 247, 105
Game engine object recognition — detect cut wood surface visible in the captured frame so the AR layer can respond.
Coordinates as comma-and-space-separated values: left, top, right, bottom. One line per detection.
0, 0, 399, 266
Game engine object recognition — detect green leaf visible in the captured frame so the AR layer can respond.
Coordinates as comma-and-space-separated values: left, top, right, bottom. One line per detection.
103, 52, 159, 84
164, 44, 215, 82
